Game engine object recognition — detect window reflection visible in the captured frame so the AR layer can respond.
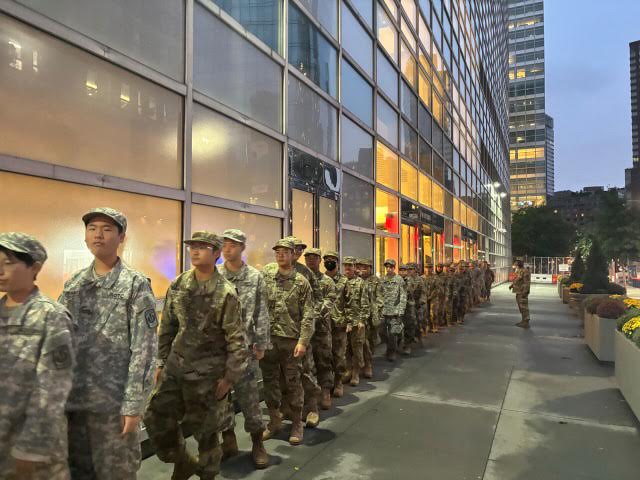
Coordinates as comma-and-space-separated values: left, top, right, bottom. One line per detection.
376, 189, 399, 233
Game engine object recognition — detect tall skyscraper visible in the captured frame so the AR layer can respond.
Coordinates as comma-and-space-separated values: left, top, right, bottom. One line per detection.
507, 0, 553, 210
626, 40, 640, 209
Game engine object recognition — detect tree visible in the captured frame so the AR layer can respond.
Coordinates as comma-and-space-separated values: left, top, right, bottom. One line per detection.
569, 251, 585, 283
511, 206, 575, 257
582, 238, 609, 293
589, 191, 640, 265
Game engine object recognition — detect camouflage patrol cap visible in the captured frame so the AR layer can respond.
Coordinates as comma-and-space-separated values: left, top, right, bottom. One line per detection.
399, 264, 408, 270
408, 262, 417, 270
222, 229, 246, 244
342, 256, 357, 265
323, 250, 339, 260
426, 263, 434, 268
286, 236, 307, 249
273, 238, 295, 251
0, 232, 48, 263
304, 248, 322, 257
82, 207, 127, 233
437, 262, 445, 267
356, 258, 372, 266
383, 258, 396, 267
184, 231, 222, 249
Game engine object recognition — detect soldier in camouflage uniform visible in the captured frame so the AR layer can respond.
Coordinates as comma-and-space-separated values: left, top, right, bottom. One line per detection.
431, 263, 447, 330
455, 263, 468, 324
483, 262, 495, 301
421, 263, 436, 334
463, 262, 475, 313
380, 259, 407, 362
407, 263, 425, 348
260, 239, 315, 446
0, 233, 75, 480
303, 248, 335, 414
356, 258, 383, 379
143, 231, 248, 480
398, 265, 416, 354
510, 260, 531, 328
343, 256, 370, 386
323, 250, 350, 397
218, 229, 270, 469
472, 262, 483, 307
58, 208, 157, 480
444, 263, 458, 327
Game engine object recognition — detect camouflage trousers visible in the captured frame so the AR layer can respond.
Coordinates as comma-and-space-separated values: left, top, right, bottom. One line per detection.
347, 325, 366, 371
2, 458, 69, 480
363, 321, 379, 369
455, 299, 466, 323
516, 293, 530, 322
260, 337, 304, 413
67, 411, 140, 480
431, 297, 445, 328
331, 326, 348, 384
143, 366, 233, 480
383, 315, 403, 354
301, 344, 321, 410
402, 306, 419, 344
445, 299, 455, 325
418, 303, 430, 332
229, 353, 265, 434
311, 317, 334, 389
485, 282, 493, 299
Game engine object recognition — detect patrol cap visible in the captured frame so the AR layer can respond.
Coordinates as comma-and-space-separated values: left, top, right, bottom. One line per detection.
426, 263, 434, 268
437, 262, 445, 267
304, 248, 322, 257
286, 236, 307, 249
408, 263, 417, 270
342, 256, 357, 265
82, 207, 127, 233
357, 258, 372, 266
0, 232, 48, 264
272, 238, 295, 251
222, 229, 246, 244
383, 258, 396, 267
184, 231, 222, 249
323, 250, 339, 260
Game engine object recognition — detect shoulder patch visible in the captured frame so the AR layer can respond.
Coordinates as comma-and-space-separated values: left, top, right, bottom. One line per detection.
52, 345, 72, 370
145, 309, 158, 329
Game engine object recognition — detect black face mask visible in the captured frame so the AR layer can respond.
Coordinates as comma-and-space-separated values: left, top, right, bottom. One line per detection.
324, 261, 337, 271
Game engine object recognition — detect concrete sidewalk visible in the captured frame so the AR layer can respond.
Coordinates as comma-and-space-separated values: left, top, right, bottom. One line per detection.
139, 284, 640, 479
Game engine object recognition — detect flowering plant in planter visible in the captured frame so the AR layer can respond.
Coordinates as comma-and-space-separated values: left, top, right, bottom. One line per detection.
623, 298, 640, 310
621, 317, 640, 348
569, 282, 584, 292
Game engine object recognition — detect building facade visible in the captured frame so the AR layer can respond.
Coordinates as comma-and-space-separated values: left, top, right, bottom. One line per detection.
547, 187, 625, 228
0, 0, 512, 302
507, 0, 553, 210
627, 40, 640, 209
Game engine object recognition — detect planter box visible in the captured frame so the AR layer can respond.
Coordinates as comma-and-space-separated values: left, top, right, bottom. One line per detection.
579, 294, 610, 321
569, 293, 588, 317
585, 314, 617, 361
615, 330, 640, 421
562, 287, 570, 304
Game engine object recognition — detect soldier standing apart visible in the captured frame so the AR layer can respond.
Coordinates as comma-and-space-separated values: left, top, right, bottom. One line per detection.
509, 260, 531, 329
59, 208, 157, 480
323, 251, 350, 397
356, 258, 383, 379
144, 231, 247, 480
483, 262, 495, 301
380, 259, 407, 362
0, 233, 75, 480
303, 248, 336, 415
217, 229, 270, 469
342, 256, 370, 386
260, 239, 314, 445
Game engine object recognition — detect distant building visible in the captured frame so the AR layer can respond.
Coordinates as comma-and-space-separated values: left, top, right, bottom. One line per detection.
627, 40, 640, 210
547, 187, 625, 228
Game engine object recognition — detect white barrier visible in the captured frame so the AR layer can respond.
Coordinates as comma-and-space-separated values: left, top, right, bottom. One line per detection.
531, 274, 554, 283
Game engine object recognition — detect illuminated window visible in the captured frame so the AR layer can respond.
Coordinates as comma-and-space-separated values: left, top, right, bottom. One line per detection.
419, 173, 432, 207
401, 223, 419, 264
291, 189, 314, 250
453, 198, 460, 222
319, 196, 337, 253
432, 93, 443, 125
400, 40, 416, 87
432, 182, 444, 213
376, 189, 399, 234
401, 159, 418, 200
376, 141, 399, 189
377, 3, 397, 62
382, 0, 397, 18
0, 172, 181, 300
418, 70, 431, 107
401, 0, 417, 28
376, 236, 399, 275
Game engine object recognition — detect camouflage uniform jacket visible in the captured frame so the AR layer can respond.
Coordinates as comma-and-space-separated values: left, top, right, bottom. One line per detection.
409, 275, 425, 308
0, 289, 74, 464
218, 263, 271, 351
59, 259, 157, 416
431, 272, 447, 300
344, 276, 371, 328
455, 272, 467, 303
364, 275, 384, 327
262, 269, 315, 346
444, 272, 458, 302
403, 277, 417, 316
484, 268, 496, 287
511, 268, 531, 294
421, 275, 436, 305
314, 270, 337, 330
381, 274, 407, 317
328, 272, 350, 328
264, 262, 322, 318
158, 269, 248, 383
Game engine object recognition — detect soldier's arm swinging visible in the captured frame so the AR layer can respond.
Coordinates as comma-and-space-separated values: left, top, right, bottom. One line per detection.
217, 292, 249, 400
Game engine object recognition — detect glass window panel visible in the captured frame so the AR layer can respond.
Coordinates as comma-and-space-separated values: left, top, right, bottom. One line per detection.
376, 49, 399, 104
432, 92, 443, 124
192, 104, 282, 209
401, 0, 417, 27
418, 12, 431, 53
433, 154, 444, 183
350, 0, 373, 27
419, 172, 432, 207
342, 59, 373, 126
0, 172, 181, 300
192, 204, 280, 270
400, 41, 416, 87
343, 230, 374, 260
376, 96, 399, 147
418, 70, 432, 107
0, 14, 183, 188
444, 191, 453, 217
400, 121, 418, 163
401, 224, 418, 264
401, 18, 417, 52
453, 198, 460, 222
401, 81, 418, 125
383, 0, 398, 17
341, 116, 374, 178
18, 0, 185, 80
342, 174, 374, 228
376, 189, 399, 234
292, 189, 315, 249
298, 0, 338, 37
375, 236, 399, 275
432, 182, 444, 213
376, 141, 399, 190
288, 74, 338, 159
419, 139, 432, 174
212, 0, 281, 52
319, 197, 337, 252
194, 5, 282, 130
288, 2, 338, 96
419, 104, 432, 140
377, 3, 397, 62
342, 3, 373, 76
400, 159, 418, 200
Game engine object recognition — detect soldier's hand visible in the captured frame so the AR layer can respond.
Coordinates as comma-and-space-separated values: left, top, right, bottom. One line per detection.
357, 323, 365, 329
293, 343, 306, 358
153, 367, 163, 385
14, 459, 40, 479
346, 325, 353, 333
253, 345, 265, 360
215, 378, 233, 400
120, 415, 141, 436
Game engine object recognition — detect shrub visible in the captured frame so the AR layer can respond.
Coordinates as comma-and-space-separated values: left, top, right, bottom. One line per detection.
596, 298, 626, 319
569, 252, 585, 283
617, 307, 640, 330
582, 239, 609, 293
585, 296, 607, 314
560, 276, 571, 286
607, 283, 627, 295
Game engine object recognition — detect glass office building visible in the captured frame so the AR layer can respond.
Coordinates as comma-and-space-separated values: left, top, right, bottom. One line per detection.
507, 0, 554, 209
0, 0, 512, 302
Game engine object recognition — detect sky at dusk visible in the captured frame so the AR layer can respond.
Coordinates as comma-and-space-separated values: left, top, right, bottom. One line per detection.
544, 0, 640, 191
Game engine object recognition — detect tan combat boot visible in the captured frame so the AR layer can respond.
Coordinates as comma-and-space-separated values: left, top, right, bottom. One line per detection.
250, 432, 269, 469
320, 388, 332, 409
262, 408, 283, 441
171, 449, 199, 480
332, 381, 344, 398
289, 411, 304, 446
362, 363, 373, 379
515, 320, 530, 329
349, 367, 360, 386
221, 429, 239, 461
305, 396, 320, 428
